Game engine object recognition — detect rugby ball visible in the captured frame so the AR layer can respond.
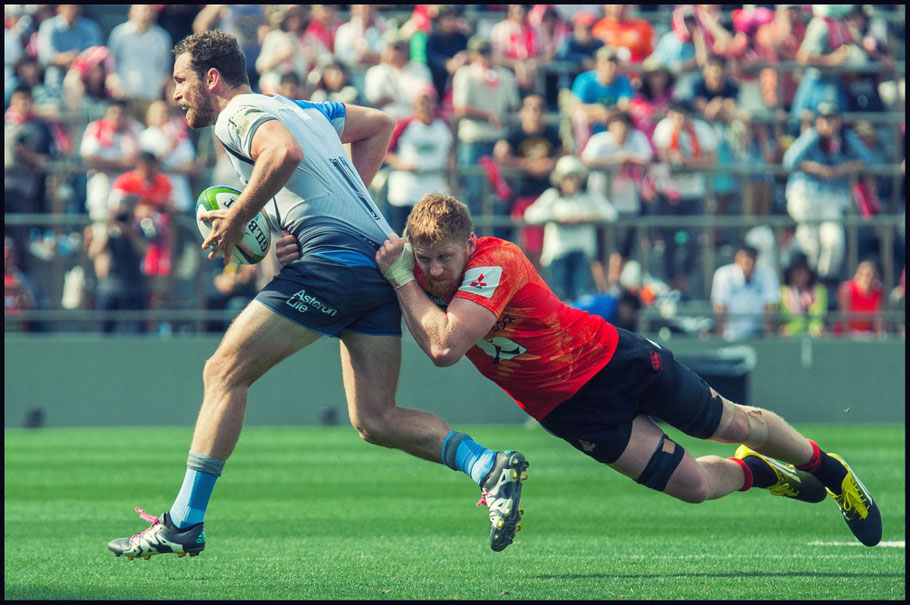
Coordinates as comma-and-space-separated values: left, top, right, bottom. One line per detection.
195, 186, 271, 264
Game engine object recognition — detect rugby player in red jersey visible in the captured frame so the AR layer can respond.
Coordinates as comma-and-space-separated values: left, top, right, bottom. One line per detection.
362, 192, 880, 547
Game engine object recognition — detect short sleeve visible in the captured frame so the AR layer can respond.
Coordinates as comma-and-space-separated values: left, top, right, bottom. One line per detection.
629, 130, 654, 160
453, 242, 529, 318
711, 267, 731, 305
694, 120, 718, 152
580, 133, 609, 161
800, 18, 829, 57
651, 119, 671, 149
215, 101, 277, 159
451, 66, 470, 107
80, 122, 100, 157
618, 77, 635, 101
290, 99, 346, 137
571, 72, 590, 101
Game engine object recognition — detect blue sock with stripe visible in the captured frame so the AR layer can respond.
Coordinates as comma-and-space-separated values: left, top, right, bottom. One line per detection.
442, 431, 497, 486
168, 451, 224, 529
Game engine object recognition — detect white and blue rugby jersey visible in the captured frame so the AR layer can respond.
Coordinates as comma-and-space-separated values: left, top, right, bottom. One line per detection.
213, 94, 393, 247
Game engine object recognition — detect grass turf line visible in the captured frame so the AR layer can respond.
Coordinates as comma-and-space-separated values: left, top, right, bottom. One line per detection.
4, 424, 905, 600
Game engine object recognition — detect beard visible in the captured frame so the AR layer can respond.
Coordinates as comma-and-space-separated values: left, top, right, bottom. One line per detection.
425, 278, 459, 301
185, 93, 217, 129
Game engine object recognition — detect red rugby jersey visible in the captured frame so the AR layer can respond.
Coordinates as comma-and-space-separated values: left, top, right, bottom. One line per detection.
414, 237, 618, 420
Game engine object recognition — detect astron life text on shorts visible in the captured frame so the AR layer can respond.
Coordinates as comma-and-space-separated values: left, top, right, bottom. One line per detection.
286, 289, 338, 316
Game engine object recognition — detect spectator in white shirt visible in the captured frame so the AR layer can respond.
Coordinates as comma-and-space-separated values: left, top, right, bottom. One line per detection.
80, 99, 141, 221
139, 100, 199, 213
524, 155, 618, 301
107, 5, 172, 104
384, 84, 455, 234
581, 111, 654, 288
364, 38, 433, 119
256, 6, 308, 96
451, 35, 521, 215
650, 100, 718, 294
711, 244, 781, 340
37, 5, 102, 96
333, 5, 388, 75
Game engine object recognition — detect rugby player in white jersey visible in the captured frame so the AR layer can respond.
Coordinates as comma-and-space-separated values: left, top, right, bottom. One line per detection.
108, 31, 529, 560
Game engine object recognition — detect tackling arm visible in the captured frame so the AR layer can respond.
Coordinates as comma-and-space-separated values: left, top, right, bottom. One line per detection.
376, 235, 497, 366
394, 282, 498, 367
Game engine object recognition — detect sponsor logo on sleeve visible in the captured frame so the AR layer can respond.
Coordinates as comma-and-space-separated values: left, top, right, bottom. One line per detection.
229, 105, 269, 139
459, 266, 502, 299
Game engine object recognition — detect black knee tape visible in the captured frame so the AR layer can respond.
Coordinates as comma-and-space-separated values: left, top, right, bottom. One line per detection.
635, 434, 685, 492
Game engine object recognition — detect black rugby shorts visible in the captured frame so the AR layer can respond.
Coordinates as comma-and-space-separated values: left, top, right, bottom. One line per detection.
539, 328, 723, 464
255, 244, 401, 338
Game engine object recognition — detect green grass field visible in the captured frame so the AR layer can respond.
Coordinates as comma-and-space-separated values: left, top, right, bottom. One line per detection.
4, 424, 905, 600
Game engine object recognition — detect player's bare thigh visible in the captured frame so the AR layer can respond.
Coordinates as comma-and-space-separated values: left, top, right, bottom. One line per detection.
206, 299, 323, 389
338, 330, 401, 421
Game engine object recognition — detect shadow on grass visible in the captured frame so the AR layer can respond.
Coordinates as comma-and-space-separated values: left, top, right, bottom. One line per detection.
534, 572, 904, 580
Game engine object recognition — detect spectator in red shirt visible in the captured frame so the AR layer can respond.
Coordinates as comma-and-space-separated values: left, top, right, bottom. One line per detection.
302, 4, 341, 66
627, 55, 675, 139
754, 5, 808, 110
529, 5, 571, 105
490, 4, 544, 93
108, 151, 175, 320
837, 259, 884, 336
529, 4, 570, 62
80, 99, 142, 221
83, 172, 153, 334
62, 45, 126, 122
592, 5, 655, 63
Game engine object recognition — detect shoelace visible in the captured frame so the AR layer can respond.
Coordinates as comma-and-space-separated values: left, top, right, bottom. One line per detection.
130, 507, 161, 539
836, 488, 869, 516
767, 466, 799, 497
769, 482, 798, 498
476, 492, 489, 507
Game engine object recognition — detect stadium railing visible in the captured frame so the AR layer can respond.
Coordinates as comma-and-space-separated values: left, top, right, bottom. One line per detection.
5, 54, 904, 334
5, 189, 904, 334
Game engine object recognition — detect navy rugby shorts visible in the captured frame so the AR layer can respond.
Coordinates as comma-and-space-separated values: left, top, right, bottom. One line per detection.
255, 230, 401, 338
539, 327, 723, 464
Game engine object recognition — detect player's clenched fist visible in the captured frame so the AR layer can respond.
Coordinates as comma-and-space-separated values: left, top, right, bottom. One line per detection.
376, 234, 415, 289
275, 230, 301, 265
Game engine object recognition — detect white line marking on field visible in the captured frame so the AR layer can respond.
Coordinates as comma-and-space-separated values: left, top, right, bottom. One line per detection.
619, 553, 900, 560
808, 541, 904, 548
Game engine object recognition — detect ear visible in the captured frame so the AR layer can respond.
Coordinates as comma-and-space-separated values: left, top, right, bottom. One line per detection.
206, 68, 220, 92
466, 233, 477, 256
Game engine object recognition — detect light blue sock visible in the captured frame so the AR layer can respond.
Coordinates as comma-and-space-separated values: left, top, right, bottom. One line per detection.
168, 451, 224, 529
442, 431, 497, 486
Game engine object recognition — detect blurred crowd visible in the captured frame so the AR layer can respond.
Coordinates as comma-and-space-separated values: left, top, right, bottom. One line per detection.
4, 4, 906, 338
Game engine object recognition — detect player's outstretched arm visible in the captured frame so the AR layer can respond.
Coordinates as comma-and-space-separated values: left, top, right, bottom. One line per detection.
341, 104, 395, 188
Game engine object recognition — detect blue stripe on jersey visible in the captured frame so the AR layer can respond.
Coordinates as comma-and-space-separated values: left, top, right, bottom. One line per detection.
312, 249, 376, 268
291, 99, 346, 123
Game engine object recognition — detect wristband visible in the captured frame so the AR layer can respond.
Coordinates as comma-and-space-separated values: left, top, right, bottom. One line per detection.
383, 242, 415, 289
